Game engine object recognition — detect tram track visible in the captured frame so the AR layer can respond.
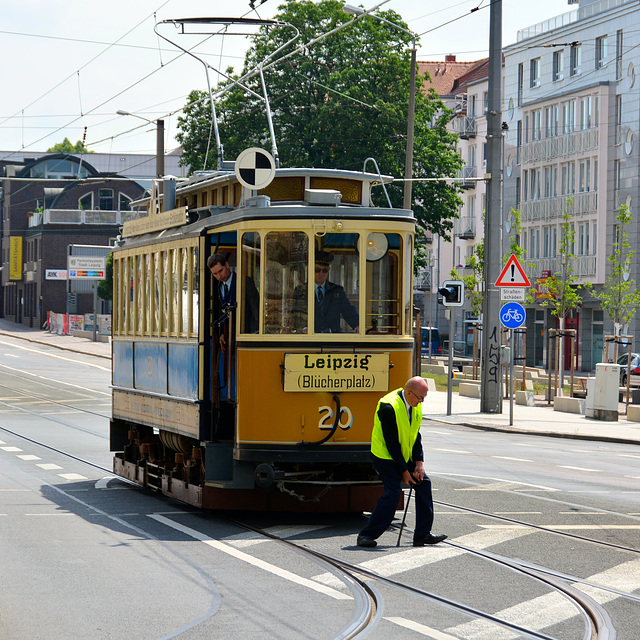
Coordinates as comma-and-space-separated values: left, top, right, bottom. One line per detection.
1, 424, 637, 639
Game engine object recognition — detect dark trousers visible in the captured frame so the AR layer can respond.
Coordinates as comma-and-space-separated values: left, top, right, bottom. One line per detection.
359, 457, 434, 542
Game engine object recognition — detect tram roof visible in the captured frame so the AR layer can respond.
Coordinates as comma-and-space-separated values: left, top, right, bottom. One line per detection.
131, 167, 394, 207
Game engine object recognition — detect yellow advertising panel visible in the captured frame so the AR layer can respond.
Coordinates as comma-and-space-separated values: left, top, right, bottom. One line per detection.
9, 236, 22, 280
283, 353, 389, 392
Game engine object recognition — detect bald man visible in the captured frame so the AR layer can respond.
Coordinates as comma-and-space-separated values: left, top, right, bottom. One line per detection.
357, 376, 447, 548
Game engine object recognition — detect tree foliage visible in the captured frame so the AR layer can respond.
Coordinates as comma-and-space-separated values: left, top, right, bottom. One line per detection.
47, 137, 93, 153
176, 0, 462, 238
98, 253, 113, 302
538, 204, 583, 319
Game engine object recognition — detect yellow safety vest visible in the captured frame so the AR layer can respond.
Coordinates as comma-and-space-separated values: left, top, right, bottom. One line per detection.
370, 389, 422, 462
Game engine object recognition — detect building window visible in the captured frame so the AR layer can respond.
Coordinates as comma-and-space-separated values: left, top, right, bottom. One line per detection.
518, 63, 524, 105
530, 58, 541, 88
553, 50, 564, 81
78, 193, 93, 210
562, 99, 576, 133
98, 189, 114, 210
570, 44, 582, 76
616, 30, 623, 80
596, 35, 608, 69
580, 96, 592, 130
119, 193, 132, 211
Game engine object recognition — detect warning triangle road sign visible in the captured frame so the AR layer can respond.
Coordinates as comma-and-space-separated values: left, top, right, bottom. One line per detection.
495, 254, 531, 287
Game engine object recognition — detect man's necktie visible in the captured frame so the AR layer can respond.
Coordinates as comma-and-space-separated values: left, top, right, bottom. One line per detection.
223, 283, 228, 300
317, 285, 323, 302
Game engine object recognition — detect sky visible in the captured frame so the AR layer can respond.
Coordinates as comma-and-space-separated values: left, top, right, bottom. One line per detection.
0, 0, 570, 159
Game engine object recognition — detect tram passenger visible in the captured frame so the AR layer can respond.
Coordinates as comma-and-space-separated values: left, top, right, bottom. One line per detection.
207, 252, 259, 350
356, 376, 447, 548
306, 251, 359, 333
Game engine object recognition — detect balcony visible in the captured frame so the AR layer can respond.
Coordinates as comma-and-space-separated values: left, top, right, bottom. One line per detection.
414, 268, 432, 292
528, 255, 597, 280
457, 166, 477, 190
520, 192, 598, 222
28, 209, 138, 227
453, 115, 477, 140
454, 216, 476, 239
520, 128, 599, 164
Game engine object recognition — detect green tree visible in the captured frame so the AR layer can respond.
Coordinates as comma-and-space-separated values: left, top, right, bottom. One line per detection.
46, 137, 93, 153
98, 253, 113, 302
538, 205, 583, 321
176, 0, 462, 239
588, 204, 640, 334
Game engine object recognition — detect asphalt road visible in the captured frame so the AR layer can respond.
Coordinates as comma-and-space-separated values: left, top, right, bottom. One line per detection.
1, 334, 638, 639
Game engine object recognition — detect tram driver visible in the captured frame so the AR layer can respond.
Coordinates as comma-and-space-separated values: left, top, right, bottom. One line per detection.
208, 252, 259, 350
308, 250, 359, 334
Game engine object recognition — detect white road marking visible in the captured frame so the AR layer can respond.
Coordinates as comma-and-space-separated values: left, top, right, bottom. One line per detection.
58, 473, 88, 480
0, 340, 110, 371
36, 463, 63, 470
226, 524, 328, 547
618, 454, 640, 459
3, 353, 19, 358
558, 465, 600, 472
446, 558, 640, 640
434, 448, 469, 453
492, 456, 533, 462
16, 455, 41, 461
314, 528, 535, 588
1, 446, 23, 452
0, 440, 5, 444
480, 524, 640, 530
25, 513, 74, 516
386, 617, 460, 639
149, 514, 352, 600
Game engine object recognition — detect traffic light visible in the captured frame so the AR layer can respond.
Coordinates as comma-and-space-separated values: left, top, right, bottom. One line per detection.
437, 280, 464, 307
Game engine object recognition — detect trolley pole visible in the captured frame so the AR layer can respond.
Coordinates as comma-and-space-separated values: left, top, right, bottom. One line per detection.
481, 0, 503, 413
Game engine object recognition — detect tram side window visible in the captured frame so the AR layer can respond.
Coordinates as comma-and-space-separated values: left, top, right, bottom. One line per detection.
240, 233, 261, 334
264, 231, 308, 334
365, 233, 401, 335
404, 235, 413, 335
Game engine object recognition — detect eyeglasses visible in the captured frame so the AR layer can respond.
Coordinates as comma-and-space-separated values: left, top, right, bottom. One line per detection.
315, 267, 329, 273
408, 388, 426, 403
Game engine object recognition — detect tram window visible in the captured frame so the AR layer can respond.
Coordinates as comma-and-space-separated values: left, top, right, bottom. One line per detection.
171, 248, 180, 336
143, 253, 151, 335
181, 247, 190, 336
405, 235, 413, 335
312, 234, 360, 334
191, 247, 199, 336
265, 231, 308, 334
241, 233, 261, 334
163, 251, 170, 335
365, 233, 401, 335
153, 251, 161, 335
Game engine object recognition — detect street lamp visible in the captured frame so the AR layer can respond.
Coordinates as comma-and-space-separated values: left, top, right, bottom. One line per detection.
343, 4, 417, 211
116, 109, 165, 179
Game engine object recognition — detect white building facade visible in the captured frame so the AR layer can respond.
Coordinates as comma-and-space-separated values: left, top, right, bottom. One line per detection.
503, 0, 640, 371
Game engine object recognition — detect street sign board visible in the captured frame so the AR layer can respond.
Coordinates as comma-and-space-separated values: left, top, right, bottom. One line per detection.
495, 254, 531, 287
500, 287, 526, 301
68, 256, 106, 279
46, 269, 68, 280
500, 302, 526, 329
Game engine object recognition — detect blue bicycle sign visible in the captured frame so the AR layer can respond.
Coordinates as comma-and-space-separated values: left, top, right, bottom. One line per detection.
500, 302, 526, 329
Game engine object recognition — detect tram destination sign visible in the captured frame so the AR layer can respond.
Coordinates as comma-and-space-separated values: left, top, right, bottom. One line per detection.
283, 353, 389, 392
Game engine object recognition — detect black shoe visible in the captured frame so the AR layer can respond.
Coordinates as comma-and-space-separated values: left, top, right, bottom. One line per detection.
357, 534, 377, 548
413, 533, 447, 546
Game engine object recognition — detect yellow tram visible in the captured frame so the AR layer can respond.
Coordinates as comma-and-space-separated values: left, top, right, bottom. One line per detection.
110, 160, 417, 511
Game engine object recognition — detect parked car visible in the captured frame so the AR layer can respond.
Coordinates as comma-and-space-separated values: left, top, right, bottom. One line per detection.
616, 352, 640, 387
421, 326, 441, 356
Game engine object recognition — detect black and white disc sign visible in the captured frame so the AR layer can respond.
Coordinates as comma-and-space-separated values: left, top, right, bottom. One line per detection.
234, 147, 276, 190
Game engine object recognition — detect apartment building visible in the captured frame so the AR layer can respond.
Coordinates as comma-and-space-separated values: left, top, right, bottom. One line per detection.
504, 0, 640, 371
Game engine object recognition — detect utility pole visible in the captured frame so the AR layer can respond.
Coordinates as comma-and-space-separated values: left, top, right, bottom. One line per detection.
480, 0, 503, 413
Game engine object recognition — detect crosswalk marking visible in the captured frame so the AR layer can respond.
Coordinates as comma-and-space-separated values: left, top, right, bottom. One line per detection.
559, 465, 600, 472
1, 446, 22, 452
17, 454, 41, 461
385, 617, 460, 639
36, 463, 63, 470
492, 456, 533, 462
446, 557, 640, 640
313, 528, 535, 588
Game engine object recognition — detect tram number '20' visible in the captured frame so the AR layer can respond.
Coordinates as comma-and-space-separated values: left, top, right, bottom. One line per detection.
318, 406, 353, 431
